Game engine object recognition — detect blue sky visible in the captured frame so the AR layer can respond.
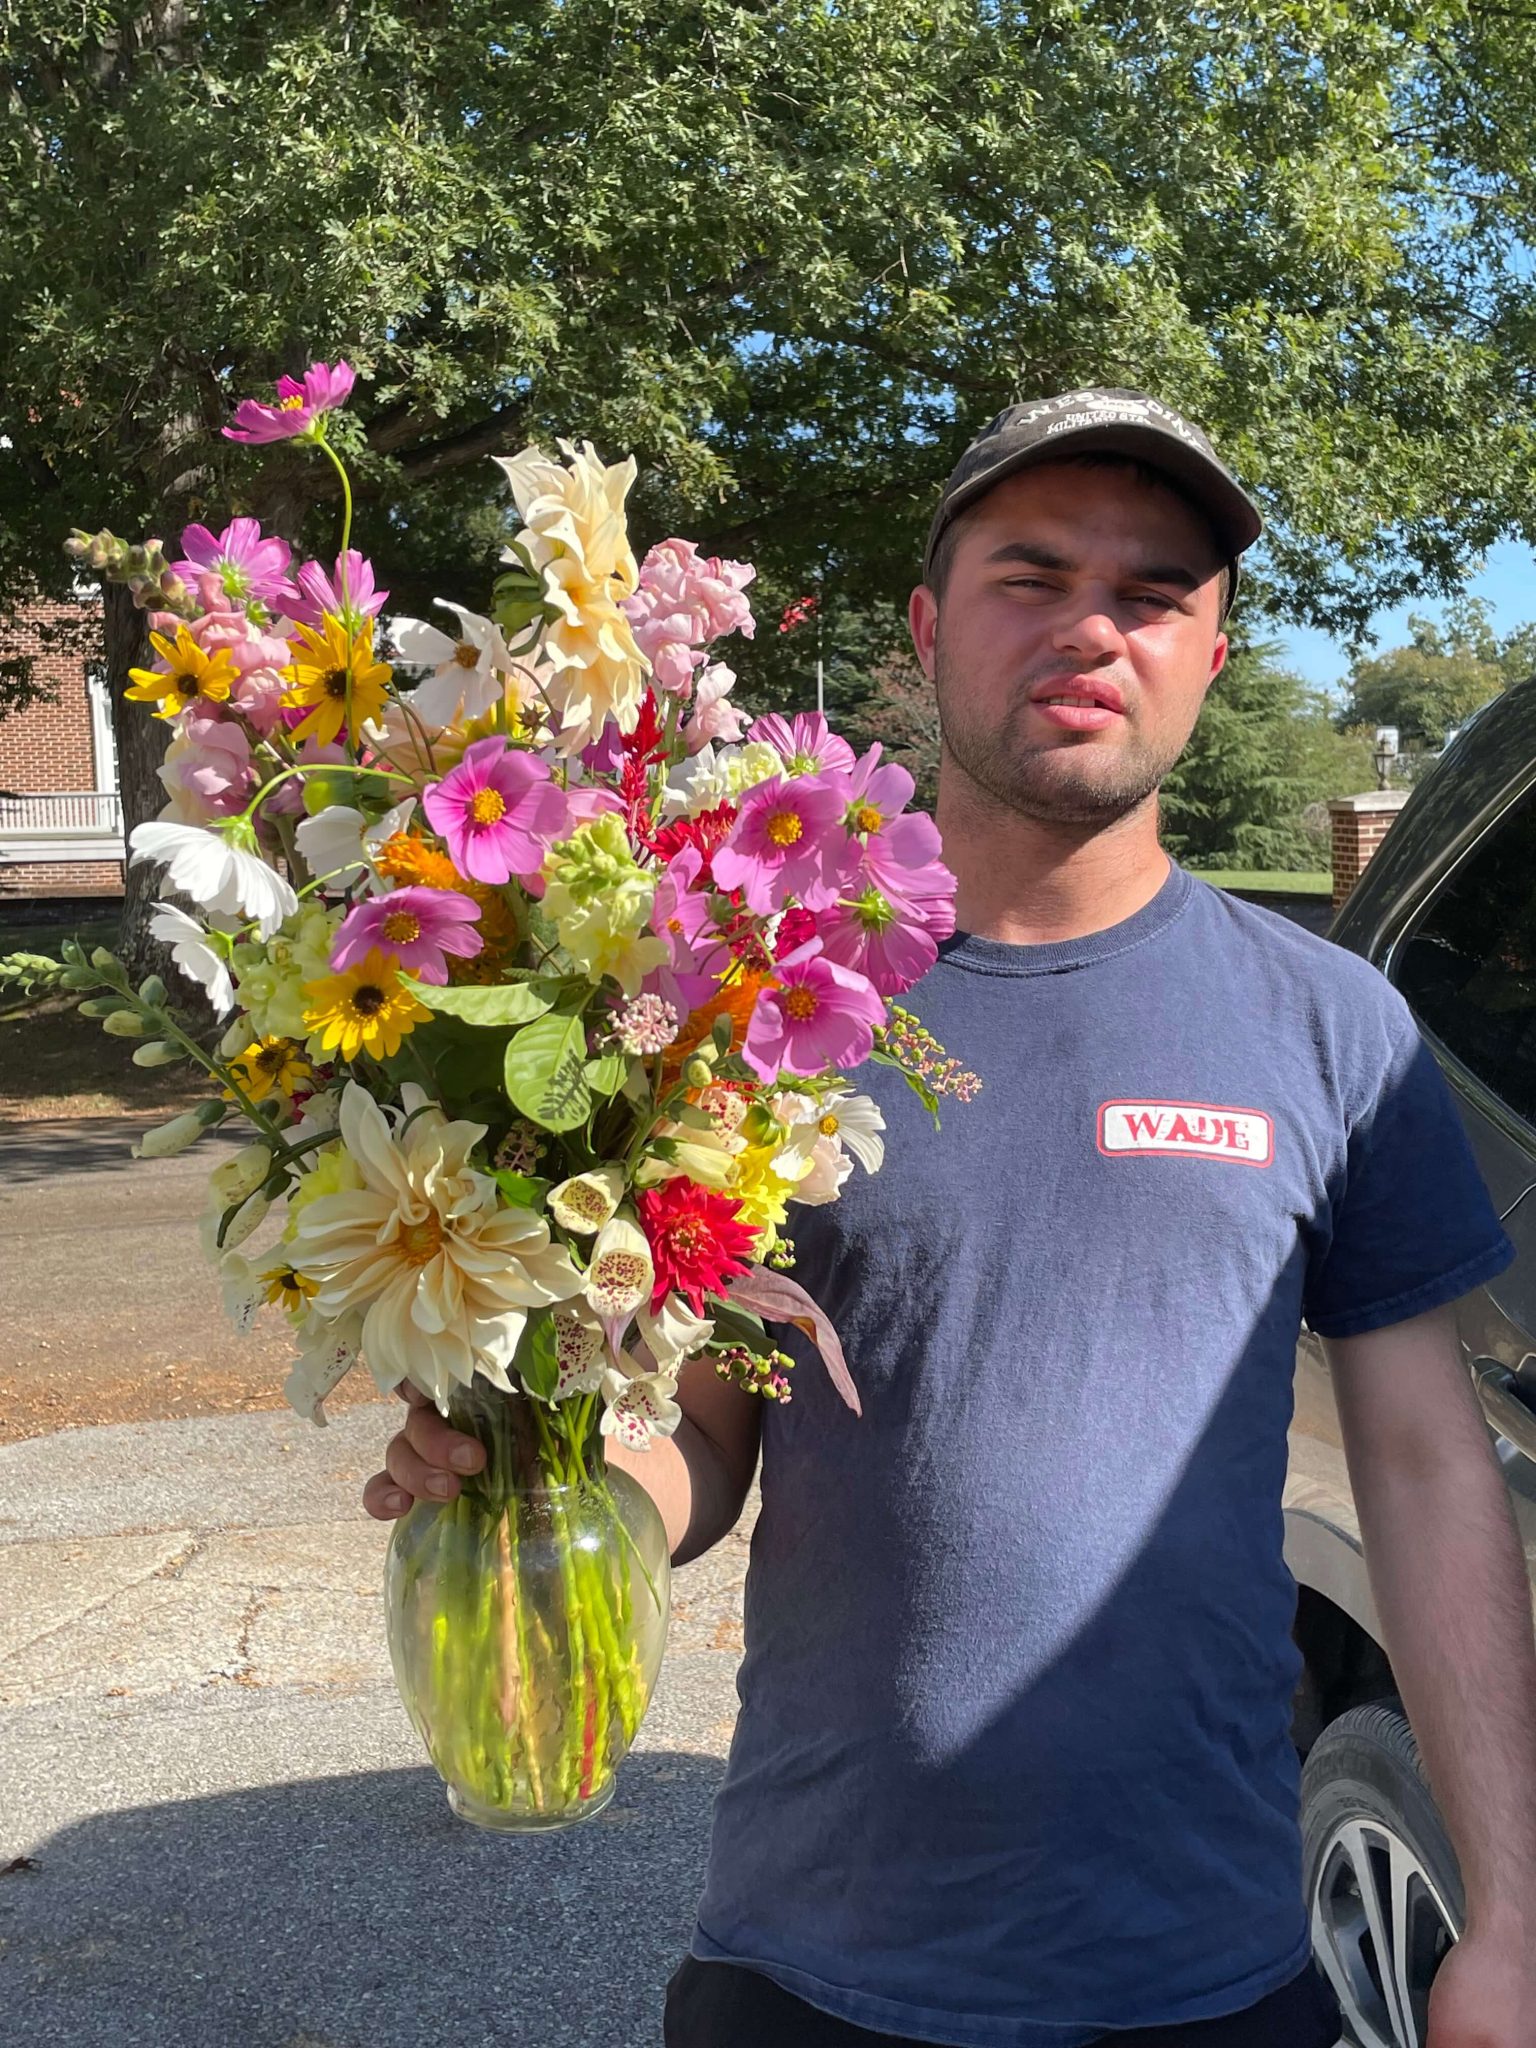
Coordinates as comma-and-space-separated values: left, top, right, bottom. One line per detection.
1278, 538, 1535, 699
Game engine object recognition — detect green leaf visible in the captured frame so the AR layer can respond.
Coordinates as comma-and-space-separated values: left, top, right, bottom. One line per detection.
710, 1302, 777, 1355
583, 1051, 628, 1098
514, 1313, 561, 1403
494, 1170, 550, 1209
404, 977, 560, 1027
503, 1010, 592, 1132
869, 1046, 942, 1125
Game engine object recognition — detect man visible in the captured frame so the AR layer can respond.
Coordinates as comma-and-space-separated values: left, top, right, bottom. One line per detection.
366, 390, 1536, 2046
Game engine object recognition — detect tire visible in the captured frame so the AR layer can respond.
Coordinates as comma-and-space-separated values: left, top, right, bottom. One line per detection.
1300, 1701, 1463, 2048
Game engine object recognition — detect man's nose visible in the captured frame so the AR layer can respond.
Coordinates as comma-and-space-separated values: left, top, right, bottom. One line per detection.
1051, 595, 1126, 658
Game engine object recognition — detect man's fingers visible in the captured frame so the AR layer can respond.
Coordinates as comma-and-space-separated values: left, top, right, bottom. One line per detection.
385, 1430, 466, 1502
403, 1402, 485, 1477
362, 1469, 413, 1520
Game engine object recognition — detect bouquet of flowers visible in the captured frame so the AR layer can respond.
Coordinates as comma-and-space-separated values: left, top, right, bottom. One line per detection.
40, 360, 977, 1830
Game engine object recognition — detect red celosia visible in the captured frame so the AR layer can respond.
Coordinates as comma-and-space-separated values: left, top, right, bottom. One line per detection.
645, 802, 738, 879
774, 906, 819, 958
637, 1180, 758, 1315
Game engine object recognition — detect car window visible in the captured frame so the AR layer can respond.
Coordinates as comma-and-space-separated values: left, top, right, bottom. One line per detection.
1392, 783, 1536, 1126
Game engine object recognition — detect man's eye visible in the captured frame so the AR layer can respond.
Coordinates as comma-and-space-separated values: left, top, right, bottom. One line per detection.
1129, 590, 1179, 612
1003, 577, 1054, 592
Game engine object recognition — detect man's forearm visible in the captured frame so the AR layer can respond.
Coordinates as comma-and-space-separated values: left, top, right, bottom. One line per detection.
607, 1413, 751, 1566
1347, 1397, 1536, 1935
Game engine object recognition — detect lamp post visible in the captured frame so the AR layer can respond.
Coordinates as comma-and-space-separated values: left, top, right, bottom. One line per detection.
1373, 725, 1400, 791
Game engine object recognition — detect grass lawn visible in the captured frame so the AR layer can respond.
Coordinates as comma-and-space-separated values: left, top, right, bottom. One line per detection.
1194, 870, 1332, 896
0, 909, 122, 959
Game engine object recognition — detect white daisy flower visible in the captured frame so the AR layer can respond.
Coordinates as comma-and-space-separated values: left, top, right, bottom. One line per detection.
599, 1363, 681, 1451
130, 821, 296, 941
393, 601, 513, 726
293, 795, 416, 894
147, 901, 236, 1016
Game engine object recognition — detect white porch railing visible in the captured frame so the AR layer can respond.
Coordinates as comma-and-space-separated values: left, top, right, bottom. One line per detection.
0, 790, 123, 834
0, 789, 126, 867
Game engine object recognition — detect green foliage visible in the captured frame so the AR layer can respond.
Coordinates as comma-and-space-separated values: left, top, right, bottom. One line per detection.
1336, 598, 1536, 750
7, 0, 1536, 725
502, 1006, 593, 1133
1161, 639, 1374, 872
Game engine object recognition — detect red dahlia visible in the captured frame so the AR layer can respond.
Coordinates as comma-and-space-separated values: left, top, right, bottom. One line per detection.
636, 1180, 758, 1316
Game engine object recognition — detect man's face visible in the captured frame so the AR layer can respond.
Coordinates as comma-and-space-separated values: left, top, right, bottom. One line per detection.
909, 461, 1229, 828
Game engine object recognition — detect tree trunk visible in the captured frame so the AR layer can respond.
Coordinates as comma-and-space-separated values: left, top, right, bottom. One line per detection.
102, 583, 168, 978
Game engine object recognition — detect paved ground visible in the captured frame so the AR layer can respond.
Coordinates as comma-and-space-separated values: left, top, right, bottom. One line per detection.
0, 1120, 755, 2047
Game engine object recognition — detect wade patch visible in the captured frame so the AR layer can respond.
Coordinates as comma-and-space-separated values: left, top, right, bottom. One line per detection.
1097, 1099, 1273, 1168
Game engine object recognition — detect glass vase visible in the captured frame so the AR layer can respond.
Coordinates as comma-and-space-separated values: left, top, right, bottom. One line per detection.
383, 1378, 671, 1832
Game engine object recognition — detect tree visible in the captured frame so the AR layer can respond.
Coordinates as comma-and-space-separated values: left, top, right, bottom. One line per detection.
1338, 599, 1536, 751
1161, 641, 1374, 873
8, 2, 1536, 955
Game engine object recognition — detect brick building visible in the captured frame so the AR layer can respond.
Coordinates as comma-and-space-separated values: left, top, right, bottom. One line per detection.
0, 599, 124, 897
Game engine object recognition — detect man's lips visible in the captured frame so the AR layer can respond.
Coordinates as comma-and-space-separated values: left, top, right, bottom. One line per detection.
1026, 676, 1127, 733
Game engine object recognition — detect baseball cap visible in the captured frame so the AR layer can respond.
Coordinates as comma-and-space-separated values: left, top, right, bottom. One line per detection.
922, 388, 1263, 613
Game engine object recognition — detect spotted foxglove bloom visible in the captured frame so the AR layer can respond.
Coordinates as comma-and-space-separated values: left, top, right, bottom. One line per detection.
131, 820, 297, 940
283, 1311, 365, 1425
636, 1294, 714, 1372
598, 1363, 681, 1451
548, 1166, 625, 1236
218, 1251, 266, 1335
293, 795, 416, 894
552, 1305, 608, 1398
394, 601, 515, 726
148, 900, 236, 1014
584, 1213, 655, 1319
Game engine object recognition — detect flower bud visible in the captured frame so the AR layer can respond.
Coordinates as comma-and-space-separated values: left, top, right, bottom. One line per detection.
60, 964, 102, 990
220, 1192, 271, 1251
684, 1056, 714, 1090
90, 946, 120, 973
138, 974, 168, 1007
131, 1040, 183, 1068
60, 937, 86, 967
102, 1009, 148, 1037
210, 1144, 273, 1205
77, 996, 119, 1018
132, 1109, 209, 1158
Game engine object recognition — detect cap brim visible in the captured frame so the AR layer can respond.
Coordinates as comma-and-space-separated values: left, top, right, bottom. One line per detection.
925, 422, 1263, 583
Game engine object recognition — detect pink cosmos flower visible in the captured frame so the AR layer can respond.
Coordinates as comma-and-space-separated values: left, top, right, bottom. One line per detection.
279, 551, 388, 635
422, 738, 570, 885
817, 875, 941, 996
171, 519, 294, 608
330, 886, 483, 985
870, 848, 958, 944
562, 782, 626, 829
742, 941, 885, 1080
711, 772, 852, 915
224, 361, 356, 444
644, 846, 731, 1014
620, 538, 756, 698
682, 663, 747, 754
748, 711, 856, 777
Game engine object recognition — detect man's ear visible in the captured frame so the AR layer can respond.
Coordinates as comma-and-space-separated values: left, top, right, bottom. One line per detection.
1206, 632, 1229, 693
909, 584, 939, 681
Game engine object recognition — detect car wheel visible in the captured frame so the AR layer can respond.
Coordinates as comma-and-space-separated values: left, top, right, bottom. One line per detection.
1301, 1701, 1462, 2048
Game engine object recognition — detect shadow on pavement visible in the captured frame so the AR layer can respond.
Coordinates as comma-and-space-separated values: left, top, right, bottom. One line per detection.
0, 1116, 159, 1183
4, 1749, 725, 2048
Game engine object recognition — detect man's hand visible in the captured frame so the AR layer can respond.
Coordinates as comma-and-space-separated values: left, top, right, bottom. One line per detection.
361, 1385, 484, 1519
1429, 1926, 1536, 2045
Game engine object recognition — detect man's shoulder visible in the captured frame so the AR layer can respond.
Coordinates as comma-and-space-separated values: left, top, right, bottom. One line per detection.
1183, 874, 1405, 1012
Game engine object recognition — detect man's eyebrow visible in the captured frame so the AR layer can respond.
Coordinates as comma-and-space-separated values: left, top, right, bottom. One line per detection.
982, 540, 1208, 592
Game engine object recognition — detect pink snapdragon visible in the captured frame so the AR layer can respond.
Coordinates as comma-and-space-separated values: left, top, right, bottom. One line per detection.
711, 773, 852, 915
422, 738, 570, 885
177, 608, 293, 737
225, 361, 356, 444
620, 538, 756, 697
645, 846, 730, 1014
749, 711, 856, 778
279, 550, 388, 635
682, 663, 747, 753
171, 518, 294, 609
156, 714, 254, 824
742, 941, 885, 1080
330, 886, 483, 985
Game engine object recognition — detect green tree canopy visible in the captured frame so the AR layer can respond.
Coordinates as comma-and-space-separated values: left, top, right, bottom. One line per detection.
1337, 598, 1536, 750
1161, 639, 1373, 873
7, 0, 1536, 944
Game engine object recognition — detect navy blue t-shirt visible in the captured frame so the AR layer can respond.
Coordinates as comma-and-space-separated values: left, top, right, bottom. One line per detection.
693, 865, 1513, 2046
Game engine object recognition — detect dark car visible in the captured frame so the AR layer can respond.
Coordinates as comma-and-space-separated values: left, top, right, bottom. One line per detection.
1286, 676, 1536, 2047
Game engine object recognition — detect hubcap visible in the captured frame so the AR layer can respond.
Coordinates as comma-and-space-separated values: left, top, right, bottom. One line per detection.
1310, 1815, 1459, 2047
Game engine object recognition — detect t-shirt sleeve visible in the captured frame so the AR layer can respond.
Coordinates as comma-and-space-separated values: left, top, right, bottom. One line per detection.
1303, 1000, 1515, 1340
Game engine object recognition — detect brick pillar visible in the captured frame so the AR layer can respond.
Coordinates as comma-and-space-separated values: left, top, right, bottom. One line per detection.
1328, 791, 1410, 911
